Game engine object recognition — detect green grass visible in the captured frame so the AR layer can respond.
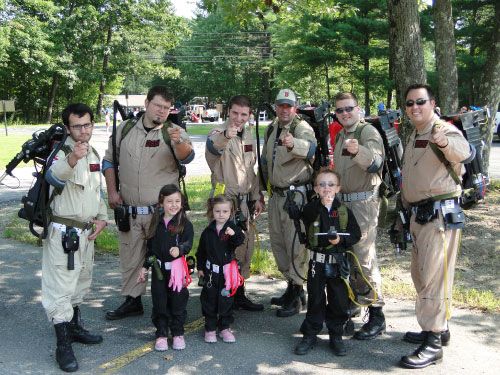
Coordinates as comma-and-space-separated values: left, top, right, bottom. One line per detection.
0, 134, 37, 169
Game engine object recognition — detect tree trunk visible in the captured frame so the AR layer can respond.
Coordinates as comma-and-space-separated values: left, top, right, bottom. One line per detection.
433, 0, 458, 114
45, 73, 59, 124
96, 26, 112, 121
476, 1, 500, 176
387, 0, 427, 143
387, 54, 393, 110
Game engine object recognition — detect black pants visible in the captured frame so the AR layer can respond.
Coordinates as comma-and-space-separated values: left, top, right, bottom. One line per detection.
300, 260, 349, 337
200, 270, 234, 332
151, 268, 189, 338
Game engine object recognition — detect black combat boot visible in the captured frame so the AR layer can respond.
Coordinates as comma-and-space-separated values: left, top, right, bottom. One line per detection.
105, 296, 143, 320
404, 328, 450, 346
70, 305, 103, 344
276, 284, 302, 317
353, 306, 386, 340
271, 280, 306, 306
400, 331, 443, 369
234, 283, 264, 311
295, 335, 316, 355
54, 322, 78, 372
329, 334, 347, 356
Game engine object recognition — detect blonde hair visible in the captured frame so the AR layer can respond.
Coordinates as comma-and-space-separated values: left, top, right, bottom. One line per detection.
314, 167, 341, 186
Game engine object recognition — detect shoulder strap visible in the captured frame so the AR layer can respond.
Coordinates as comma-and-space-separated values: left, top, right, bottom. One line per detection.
120, 118, 138, 142
429, 122, 462, 186
353, 123, 367, 142
337, 203, 348, 232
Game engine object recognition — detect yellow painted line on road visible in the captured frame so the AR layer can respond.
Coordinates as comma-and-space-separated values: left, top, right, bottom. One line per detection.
98, 317, 205, 374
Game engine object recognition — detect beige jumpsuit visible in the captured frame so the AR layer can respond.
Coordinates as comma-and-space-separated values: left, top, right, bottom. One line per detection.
205, 121, 261, 279
402, 117, 470, 332
103, 117, 193, 297
42, 137, 108, 323
261, 116, 317, 285
333, 121, 385, 306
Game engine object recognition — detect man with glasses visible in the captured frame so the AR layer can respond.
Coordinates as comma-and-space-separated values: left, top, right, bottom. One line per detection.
103, 86, 194, 320
261, 88, 317, 317
399, 84, 470, 369
43, 103, 108, 371
205, 94, 265, 311
332, 92, 386, 340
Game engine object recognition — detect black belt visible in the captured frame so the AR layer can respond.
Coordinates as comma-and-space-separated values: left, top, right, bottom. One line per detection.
51, 215, 93, 230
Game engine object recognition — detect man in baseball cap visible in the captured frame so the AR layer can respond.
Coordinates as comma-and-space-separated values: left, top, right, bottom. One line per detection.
275, 89, 297, 107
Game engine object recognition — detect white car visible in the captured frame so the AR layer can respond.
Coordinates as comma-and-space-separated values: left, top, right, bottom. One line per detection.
202, 108, 219, 122
495, 110, 500, 139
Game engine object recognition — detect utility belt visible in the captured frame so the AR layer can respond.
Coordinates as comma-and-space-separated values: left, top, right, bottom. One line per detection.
114, 204, 156, 232
410, 194, 465, 230
341, 189, 379, 202
126, 204, 156, 216
51, 215, 93, 234
205, 260, 230, 274
156, 258, 172, 271
271, 183, 312, 197
310, 250, 338, 264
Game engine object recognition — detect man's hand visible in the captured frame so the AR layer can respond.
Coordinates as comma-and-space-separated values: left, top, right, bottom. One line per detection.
88, 219, 107, 240
68, 141, 89, 167
254, 194, 265, 218
282, 132, 294, 150
344, 138, 359, 155
429, 126, 448, 148
137, 267, 148, 284
225, 123, 238, 139
107, 191, 123, 210
167, 127, 181, 144
328, 237, 341, 245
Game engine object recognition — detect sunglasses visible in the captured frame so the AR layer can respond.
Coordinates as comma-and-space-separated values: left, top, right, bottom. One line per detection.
317, 182, 337, 187
405, 99, 430, 107
334, 106, 355, 114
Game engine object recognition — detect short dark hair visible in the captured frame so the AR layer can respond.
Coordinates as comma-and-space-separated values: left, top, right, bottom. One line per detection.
314, 167, 341, 186
227, 95, 252, 111
206, 194, 236, 220
404, 84, 435, 101
334, 92, 358, 106
62, 103, 94, 126
147, 85, 174, 104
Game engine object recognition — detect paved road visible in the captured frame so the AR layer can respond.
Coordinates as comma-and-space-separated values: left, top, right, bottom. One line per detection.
0, 236, 499, 375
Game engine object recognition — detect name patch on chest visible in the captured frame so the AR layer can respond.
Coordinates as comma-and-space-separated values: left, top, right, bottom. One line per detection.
414, 140, 428, 148
330, 210, 339, 218
145, 140, 160, 147
89, 164, 100, 172
244, 144, 253, 152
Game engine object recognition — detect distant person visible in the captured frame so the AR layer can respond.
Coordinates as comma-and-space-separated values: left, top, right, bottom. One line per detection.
377, 101, 385, 115
460, 106, 467, 113
136, 184, 194, 352
43, 103, 108, 372
105, 111, 110, 134
103, 85, 194, 321
196, 195, 245, 343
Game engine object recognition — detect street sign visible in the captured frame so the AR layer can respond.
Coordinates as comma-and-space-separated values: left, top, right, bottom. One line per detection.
0, 100, 15, 113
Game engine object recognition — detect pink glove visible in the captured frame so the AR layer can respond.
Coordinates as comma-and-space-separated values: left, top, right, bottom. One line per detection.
223, 260, 244, 296
169, 257, 186, 292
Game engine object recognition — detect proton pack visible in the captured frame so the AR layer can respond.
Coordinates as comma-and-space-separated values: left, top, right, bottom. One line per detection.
1, 123, 68, 238
438, 108, 488, 209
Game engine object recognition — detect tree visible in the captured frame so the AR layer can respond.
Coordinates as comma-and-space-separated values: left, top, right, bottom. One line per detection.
433, 0, 458, 114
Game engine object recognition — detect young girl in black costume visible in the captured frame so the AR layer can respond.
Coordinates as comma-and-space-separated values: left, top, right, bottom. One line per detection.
137, 184, 194, 352
196, 195, 244, 344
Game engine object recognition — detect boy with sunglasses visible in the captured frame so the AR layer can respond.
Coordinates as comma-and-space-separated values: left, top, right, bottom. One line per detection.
294, 168, 361, 356
332, 92, 387, 340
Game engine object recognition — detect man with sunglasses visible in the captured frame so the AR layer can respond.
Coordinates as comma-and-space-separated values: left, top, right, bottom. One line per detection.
332, 92, 386, 340
103, 86, 194, 321
399, 84, 471, 369
261, 88, 317, 317
42, 103, 109, 371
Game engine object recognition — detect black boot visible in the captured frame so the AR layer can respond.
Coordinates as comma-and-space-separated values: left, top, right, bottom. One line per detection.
329, 334, 347, 356
54, 322, 78, 372
105, 296, 143, 320
234, 283, 264, 311
271, 281, 306, 306
295, 335, 316, 355
353, 306, 386, 340
70, 306, 103, 344
400, 331, 443, 369
276, 284, 302, 317
404, 328, 450, 346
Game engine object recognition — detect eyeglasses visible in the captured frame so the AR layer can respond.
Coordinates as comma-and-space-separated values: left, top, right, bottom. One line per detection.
334, 106, 355, 114
69, 123, 93, 130
405, 99, 430, 107
317, 182, 337, 187
150, 102, 171, 112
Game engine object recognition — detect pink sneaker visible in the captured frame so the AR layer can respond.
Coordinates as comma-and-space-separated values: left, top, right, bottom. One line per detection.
204, 331, 217, 343
172, 335, 186, 350
155, 337, 168, 351
219, 328, 236, 343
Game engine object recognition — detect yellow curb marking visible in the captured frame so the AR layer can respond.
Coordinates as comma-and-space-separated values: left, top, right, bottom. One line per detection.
98, 317, 205, 374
